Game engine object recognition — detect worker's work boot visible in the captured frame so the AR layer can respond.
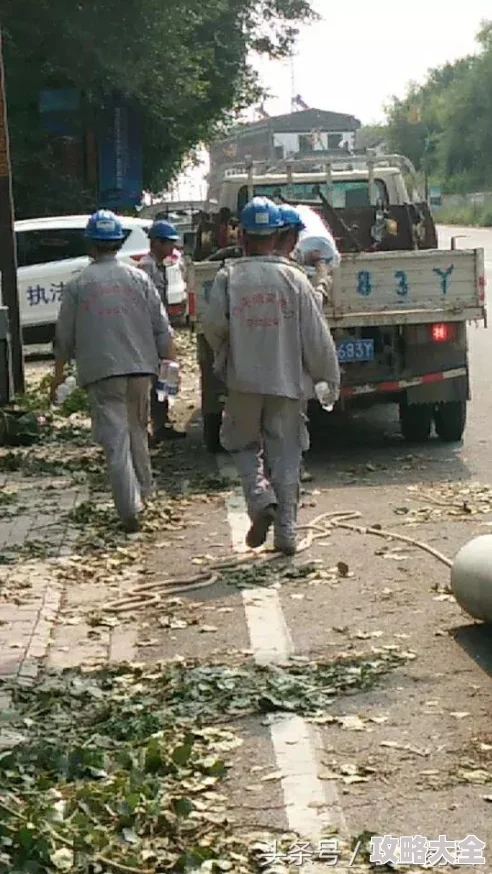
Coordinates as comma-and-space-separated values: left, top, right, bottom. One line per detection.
152, 425, 186, 444
246, 504, 277, 549
299, 459, 313, 484
273, 485, 299, 556
121, 516, 141, 534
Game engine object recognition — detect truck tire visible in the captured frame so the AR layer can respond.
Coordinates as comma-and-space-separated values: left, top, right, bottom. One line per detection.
399, 400, 433, 443
203, 412, 223, 454
434, 401, 467, 443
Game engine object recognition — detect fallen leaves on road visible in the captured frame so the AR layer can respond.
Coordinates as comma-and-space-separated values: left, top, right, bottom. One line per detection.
380, 740, 430, 758
457, 768, 492, 785
320, 762, 375, 785
0, 648, 409, 873
406, 482, 492, 523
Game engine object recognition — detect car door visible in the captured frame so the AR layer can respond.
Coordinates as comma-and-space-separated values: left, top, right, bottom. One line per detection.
16, 226, 89, 333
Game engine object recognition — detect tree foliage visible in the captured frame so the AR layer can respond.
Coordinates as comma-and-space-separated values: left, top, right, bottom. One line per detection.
385, 21, 492, 192
2, 0, 316, 216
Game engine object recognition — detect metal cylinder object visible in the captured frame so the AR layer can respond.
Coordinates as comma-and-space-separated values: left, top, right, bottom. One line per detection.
451, 535, 492, 622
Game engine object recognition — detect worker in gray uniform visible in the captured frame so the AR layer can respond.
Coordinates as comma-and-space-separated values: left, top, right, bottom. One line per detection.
51, 210, 175, 533
276, 204, 340, 484
203, 196, 340, 556
139, 219, 185, 442
276, 203, 337, 309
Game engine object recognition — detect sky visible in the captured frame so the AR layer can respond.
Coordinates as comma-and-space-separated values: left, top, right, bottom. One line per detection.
171, 0, 492, 198
257, 0, 491, 123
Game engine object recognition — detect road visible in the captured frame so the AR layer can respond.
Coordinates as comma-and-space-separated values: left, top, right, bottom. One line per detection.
17, 226, 492, 871
127, 225, 492, 870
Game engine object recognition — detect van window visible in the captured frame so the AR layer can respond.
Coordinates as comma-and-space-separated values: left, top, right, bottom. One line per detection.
16, 227, 130, 267
237, 180, 387, 213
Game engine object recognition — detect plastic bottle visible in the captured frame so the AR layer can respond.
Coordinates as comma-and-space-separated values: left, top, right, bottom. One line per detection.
315, 381, 335, 413
156, 361, 180, 404
55, 375, 77, 406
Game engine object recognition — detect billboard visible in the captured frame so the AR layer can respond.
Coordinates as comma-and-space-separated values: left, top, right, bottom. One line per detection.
97, 96, 142, 210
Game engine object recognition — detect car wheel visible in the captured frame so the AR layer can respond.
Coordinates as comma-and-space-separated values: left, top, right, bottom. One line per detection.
399, 399, 433, 442
434, 401, 467, 443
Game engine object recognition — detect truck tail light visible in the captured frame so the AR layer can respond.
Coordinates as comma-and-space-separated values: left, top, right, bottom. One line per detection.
430, 322, 456, 343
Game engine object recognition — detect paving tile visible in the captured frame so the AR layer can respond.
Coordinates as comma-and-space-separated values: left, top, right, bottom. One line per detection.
48, 624, 110, 669
109, 626, 138, 663
17, 660, 40, 681
0, 655, 22, 677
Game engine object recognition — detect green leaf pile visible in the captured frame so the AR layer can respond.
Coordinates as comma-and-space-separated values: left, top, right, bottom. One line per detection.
0, 651, 405, 872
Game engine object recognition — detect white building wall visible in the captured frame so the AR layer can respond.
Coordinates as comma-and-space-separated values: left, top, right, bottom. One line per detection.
273, 130, 356, 156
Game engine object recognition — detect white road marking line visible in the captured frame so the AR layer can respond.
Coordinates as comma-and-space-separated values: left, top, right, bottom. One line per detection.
242, 587, 293, 666
217, 454, 347, 849
217, 457, 250, 553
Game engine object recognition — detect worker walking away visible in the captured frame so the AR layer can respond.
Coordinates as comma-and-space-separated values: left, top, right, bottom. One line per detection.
275, 204, 339, 484
139, 219, 185, 442
51, 210, 175, 534
203, 197, 340, 556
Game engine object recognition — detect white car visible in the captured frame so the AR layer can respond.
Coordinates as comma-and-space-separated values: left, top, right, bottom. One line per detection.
15, 215, 187, 343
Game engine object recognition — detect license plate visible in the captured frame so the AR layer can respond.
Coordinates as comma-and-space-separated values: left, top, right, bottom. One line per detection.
337, 338, 374, 362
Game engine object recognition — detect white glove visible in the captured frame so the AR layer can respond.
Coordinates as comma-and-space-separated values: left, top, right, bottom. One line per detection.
315, 380, 340, 411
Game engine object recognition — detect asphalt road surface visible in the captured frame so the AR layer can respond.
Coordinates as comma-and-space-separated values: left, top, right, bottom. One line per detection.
22, 226, 492, 871
135, 226, 492, 871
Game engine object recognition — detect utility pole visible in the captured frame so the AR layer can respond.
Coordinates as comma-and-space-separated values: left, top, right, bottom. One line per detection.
0, 26, 24, 395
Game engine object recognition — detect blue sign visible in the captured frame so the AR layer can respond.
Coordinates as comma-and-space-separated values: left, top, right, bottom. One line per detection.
337, 338, 374, 363
97, 96, 142, 210
39, 89, 81, 113
38, 89, 82, 136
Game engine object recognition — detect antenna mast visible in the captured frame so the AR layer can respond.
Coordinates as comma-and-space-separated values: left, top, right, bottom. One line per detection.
290, 52, 297, 113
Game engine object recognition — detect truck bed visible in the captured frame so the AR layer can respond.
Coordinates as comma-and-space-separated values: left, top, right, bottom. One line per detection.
329, 248, 485, 326
190, 248, 486, 331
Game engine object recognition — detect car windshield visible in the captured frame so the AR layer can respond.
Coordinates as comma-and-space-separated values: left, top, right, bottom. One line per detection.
237, 179, 387, 212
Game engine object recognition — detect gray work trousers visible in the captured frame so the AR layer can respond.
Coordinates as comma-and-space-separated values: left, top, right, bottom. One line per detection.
87, 375, 154, 520
220, 391, 309, 520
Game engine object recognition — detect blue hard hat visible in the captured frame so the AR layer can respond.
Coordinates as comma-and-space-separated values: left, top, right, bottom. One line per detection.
240, 196, 283, 235
278, 204, 306, 231
85, 209, 124, 241
148, 220, 180, 241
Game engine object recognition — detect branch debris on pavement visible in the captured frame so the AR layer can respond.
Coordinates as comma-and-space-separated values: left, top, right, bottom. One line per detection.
0, 649, 408, 873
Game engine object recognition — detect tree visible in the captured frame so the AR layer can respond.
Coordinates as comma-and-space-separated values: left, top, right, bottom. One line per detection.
2, 0, 316, 216
385, 23, 492, 192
